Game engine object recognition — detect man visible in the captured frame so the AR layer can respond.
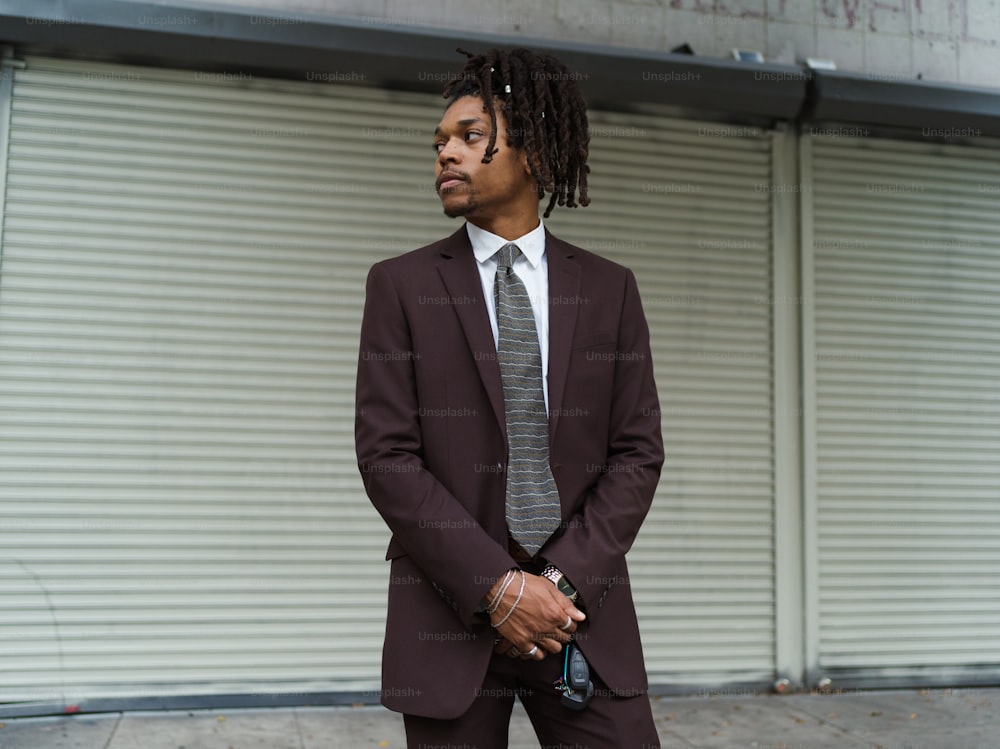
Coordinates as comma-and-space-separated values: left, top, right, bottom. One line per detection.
355, 47, 664, 748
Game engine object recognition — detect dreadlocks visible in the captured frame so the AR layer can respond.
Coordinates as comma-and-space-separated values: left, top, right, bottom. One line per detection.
442, 47, 591, 218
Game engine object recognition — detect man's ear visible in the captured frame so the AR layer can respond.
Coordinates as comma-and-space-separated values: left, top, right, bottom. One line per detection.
521, 149, 548, 197
522, 147, 548, 180
521, 150, 543, 197
520, 148, 534, 176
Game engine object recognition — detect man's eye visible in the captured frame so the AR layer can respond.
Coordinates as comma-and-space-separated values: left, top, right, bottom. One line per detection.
465, 131, 483, 141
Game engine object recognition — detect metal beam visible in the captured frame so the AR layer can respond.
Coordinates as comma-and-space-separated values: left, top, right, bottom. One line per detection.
3, 3, 999, 133
805, 70, 1000, 138
0, 0, 807, 120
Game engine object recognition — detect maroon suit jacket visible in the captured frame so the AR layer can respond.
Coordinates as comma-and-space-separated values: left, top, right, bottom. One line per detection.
355, 225, 663, 719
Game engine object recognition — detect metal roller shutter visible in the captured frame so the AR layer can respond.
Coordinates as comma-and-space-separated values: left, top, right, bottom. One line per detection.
804, 132, 1000, 684
0, 56, 451, 702
0, 56, 777, 701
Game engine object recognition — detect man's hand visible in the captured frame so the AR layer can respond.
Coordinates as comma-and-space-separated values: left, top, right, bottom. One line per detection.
486, 572, 585, 660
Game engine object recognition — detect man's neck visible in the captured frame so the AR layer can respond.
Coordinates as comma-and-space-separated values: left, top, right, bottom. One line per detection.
466, 215, 541, 241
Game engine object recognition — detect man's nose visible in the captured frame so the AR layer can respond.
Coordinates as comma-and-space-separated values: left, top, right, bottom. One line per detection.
438, 138, 460, 164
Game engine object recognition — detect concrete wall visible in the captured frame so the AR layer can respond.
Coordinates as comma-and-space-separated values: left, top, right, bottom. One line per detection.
144, 0, 1000, 89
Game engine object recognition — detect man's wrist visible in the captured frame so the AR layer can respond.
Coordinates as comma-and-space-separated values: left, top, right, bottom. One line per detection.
483, 567, 519, 610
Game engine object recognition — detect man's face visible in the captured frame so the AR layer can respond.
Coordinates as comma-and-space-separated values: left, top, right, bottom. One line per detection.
433, 96, 535, 221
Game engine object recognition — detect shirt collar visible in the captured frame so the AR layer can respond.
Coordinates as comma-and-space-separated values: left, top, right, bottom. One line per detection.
466, 218, 546, 269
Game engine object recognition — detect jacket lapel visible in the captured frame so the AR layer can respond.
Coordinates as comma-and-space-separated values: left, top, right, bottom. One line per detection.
436, 227, 507, 434
544, 230, 581, 441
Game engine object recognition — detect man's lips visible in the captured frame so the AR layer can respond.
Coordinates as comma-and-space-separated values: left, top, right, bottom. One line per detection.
436, 172, 467, 192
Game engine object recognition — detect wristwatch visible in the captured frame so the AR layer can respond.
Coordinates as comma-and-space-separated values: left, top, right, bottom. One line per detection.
541, 564, 579, 603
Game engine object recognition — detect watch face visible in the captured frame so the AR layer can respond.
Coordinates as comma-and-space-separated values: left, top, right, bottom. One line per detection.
557, 578, 577, 598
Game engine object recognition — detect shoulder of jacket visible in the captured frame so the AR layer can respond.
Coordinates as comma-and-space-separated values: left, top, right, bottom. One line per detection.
546, 232, 632, 279
373, 227, 467, 273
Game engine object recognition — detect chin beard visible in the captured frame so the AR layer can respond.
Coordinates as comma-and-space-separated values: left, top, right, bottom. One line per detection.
441, 192, 478, 219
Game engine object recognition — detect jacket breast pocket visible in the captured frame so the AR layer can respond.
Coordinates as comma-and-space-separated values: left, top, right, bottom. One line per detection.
568, 330, 617, 396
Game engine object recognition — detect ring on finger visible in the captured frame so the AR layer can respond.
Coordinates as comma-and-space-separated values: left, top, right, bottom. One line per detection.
560, 615, 573, 632
522, 645, 539, 658
508, 646, 519, 657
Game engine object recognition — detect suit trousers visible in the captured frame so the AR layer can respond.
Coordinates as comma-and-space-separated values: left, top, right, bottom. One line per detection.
402, 647, 661, 749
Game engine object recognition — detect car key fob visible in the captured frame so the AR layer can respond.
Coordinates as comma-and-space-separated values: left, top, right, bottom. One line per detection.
561, 643, 594, 710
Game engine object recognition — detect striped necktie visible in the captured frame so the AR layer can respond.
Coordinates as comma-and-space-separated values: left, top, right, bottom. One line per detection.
494, 242, 561, 556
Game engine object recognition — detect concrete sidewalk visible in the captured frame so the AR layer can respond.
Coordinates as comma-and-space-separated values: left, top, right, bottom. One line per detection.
0, 688, 997, 748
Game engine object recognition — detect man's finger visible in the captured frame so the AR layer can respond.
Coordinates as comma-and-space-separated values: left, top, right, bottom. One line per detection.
560, 602, 586, 623
552, 612, 578, 635
534, 637, 562, 655
521, 642, 558, 661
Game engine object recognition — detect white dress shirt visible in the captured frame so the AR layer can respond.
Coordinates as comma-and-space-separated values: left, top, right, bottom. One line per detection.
466, 219, 549, 409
